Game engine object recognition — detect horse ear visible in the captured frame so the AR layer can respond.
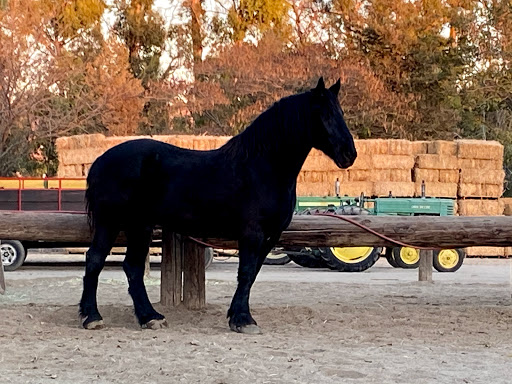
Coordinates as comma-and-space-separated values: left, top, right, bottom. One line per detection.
315, 77, 325, 90
329, 79, 341, 96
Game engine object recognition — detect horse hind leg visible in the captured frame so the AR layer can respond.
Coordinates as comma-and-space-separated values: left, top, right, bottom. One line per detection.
124, 226, 167, 330
79, 224, 119, 330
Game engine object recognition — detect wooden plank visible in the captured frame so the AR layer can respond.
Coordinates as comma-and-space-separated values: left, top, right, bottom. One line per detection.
2, 212, 512, 249
160, 230, 182, 307
183, 239, 206, 309
419, 249, 433, 282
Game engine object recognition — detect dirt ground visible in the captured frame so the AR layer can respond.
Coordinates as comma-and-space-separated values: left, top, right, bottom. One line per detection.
1, 258, 512, 384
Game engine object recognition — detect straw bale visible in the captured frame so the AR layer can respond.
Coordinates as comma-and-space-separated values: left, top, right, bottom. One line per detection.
415, 182, 457, 198
57, 165, 82, 178
459, 169, 504, 185
458, 199, 503, 216
302, 153, 341, 171
296, 182, 336, 197
502, 198, 512, 216
349, 169, 390, 182
465, 247, 506, 257
427, 140, 457, 156
413, 169, 439, 182
59, 149, 104, 165
458, 184, 502, 198
415, 154, 458, 170
457, 140, 504, 160
374, 182, 415, 197
303, 171, 331, 183
355, 139, 389, 155
390, 169, 412, 182
439, 170, 459, 184
327, 170, 349, 183
339, 182, 375, 197
349, 154, 373, 170
372, 155, 415, 170
388, 140, 413, 155
410, 141, 429, 155
458, 158, 502, 170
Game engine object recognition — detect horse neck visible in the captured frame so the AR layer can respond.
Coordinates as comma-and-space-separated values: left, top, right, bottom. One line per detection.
226, 97, 314, 182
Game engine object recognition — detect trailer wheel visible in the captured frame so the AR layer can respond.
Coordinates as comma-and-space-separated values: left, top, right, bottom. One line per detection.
433, 249, 465, 272
1, 240, 26, 272
204, 247, 214, 269
264, 249, 291, 265
391, 246, 420, 269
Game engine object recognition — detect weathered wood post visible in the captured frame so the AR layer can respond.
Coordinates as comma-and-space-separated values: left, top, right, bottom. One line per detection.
160, 228, 206, 309
418, 249, 434, 282
0, 247, 5, 295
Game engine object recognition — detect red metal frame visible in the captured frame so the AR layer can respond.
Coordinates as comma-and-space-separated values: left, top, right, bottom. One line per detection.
0, 177, 86, 212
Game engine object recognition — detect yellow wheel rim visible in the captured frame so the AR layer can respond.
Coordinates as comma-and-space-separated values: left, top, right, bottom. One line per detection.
330, 247, 373, 264
438, 249, 459, 269
399, 247, 420, 265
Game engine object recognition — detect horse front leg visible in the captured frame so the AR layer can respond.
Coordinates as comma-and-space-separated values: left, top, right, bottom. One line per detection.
124, 226, 168, 330
228, 232, 280, 334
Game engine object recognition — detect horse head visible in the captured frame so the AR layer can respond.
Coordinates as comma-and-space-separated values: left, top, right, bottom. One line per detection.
310, 77, 357, 169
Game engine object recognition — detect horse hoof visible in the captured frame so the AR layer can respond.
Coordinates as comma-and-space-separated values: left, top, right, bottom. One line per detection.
229, 323, 262, 334
81, 317, 105, 330
142, 318, 168, 330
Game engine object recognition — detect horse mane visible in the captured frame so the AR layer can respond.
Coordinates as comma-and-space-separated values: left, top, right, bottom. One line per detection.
220, 91, 313, 159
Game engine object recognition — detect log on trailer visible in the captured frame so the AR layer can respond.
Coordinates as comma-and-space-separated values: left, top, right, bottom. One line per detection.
2, 211, 512, 306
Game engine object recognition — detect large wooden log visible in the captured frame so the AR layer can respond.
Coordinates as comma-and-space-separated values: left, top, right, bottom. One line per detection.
1, 211, 512, 248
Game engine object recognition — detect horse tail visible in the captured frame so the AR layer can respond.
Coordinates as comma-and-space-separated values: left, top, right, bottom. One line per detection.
85, 175, 96, 233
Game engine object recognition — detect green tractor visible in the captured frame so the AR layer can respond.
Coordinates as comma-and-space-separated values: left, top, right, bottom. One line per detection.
267, 192, 465, 273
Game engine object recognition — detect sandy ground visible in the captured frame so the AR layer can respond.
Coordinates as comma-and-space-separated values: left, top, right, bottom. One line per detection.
1, 257, 512, 384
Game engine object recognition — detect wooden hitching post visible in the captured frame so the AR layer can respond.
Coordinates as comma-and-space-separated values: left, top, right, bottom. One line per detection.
418, 249, 433, 282
160, 229, 183, 307
160, 229, 206, 309
183, 238, 206, 309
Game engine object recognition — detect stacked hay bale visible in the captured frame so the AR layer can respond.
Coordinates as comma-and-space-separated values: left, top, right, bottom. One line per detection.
413, 141, 459, 198
456, 140, 506, 257
56, 134, 231, 177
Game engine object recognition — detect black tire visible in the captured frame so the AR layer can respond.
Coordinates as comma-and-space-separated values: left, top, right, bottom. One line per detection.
288, 249, 327, 268
385, 248, 399, 268
1, 240, 26, 272
318, 205, 380, 272
392, 246, 420, 269
320, 246, 382, 272
264, 249, 292, 265
204, 247, 214, 269
433, 248, 465, 272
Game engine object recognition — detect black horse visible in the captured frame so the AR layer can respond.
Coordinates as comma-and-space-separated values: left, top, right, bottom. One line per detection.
80, 78, 357, 333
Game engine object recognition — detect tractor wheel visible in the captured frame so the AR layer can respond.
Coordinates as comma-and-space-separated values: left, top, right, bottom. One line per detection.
433, 249, 465, 273
264, 248, 292, 265
288, 248, 327, 268
318, 205, 380, 272
385, 248, 399, 268
392, 247, 420, 269
1, 240, 26, 272
320, 246, 382, 272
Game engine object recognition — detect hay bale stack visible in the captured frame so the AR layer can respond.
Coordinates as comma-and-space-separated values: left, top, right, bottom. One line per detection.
374, 182, 415, 197
465, 247, 506, 257
457, 199, 504, 216
413, 153, 459, 198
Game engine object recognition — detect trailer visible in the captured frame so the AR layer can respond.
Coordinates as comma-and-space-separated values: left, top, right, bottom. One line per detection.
0, 177, 86, 270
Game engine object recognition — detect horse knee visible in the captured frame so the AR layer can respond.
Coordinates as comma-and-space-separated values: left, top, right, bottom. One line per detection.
85, 251, 106, 276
